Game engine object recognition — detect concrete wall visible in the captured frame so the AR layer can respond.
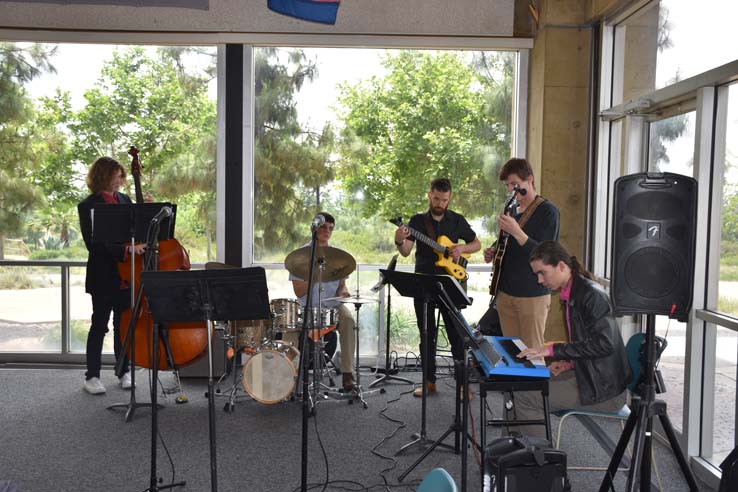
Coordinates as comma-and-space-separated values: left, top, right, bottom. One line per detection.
526, 0, 595, 341
0, 0, 515, 37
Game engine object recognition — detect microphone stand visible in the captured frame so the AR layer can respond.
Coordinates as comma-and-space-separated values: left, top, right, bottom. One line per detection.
300, 225, 320, 492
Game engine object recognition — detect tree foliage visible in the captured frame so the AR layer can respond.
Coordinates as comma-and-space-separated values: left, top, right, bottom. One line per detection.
28, 46, 218, 260
335, 50, 512, 230
0, 43, 56, 258
253, 48, 336, 259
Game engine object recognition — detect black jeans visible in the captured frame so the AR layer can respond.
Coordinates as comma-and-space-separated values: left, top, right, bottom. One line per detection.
413, 300, 464, 383
85, 289, 130, 380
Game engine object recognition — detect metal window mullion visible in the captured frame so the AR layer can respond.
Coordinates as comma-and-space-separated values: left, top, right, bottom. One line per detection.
513, 49, 528, 159
688, 86, 720, 458
242, 44, 255, 268
61, 264, 70, 354
216, 45, 227, 263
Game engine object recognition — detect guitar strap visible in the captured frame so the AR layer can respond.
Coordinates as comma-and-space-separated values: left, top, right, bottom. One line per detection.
516, 195, 546, 229
423, 213, 438, 241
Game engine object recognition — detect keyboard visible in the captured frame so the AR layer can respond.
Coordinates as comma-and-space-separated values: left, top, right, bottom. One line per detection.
471, 336, 550, 380
497, 339, 536, 369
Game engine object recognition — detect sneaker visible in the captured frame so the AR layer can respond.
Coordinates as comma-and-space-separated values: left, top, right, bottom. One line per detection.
119, 372, 132, 390
83, 377, 106, 395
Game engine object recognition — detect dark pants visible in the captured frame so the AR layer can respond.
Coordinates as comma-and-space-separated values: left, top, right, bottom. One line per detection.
477, 303, 503, 337
85, 289, 130, 380
413, 299, 464, 383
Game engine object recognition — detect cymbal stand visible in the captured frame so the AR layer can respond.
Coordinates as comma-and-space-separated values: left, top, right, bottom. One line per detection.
213, 320, 247, 412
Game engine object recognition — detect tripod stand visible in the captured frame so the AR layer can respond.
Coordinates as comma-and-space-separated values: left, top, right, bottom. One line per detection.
369, 256, 412, 389
394, 276, 473, 489
600, 314, 699, 492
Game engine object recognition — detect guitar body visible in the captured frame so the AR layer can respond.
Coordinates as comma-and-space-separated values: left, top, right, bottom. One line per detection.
488, 237, 509, 297
435, 235, 471, 281
488, 188, 522, 299
389, 217, 470, 281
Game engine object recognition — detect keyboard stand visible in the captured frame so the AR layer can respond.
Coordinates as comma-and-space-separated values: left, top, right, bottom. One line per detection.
478, 376, 552, 466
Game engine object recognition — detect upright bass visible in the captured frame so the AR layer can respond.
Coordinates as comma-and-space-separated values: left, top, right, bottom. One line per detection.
118, 146, 209, 371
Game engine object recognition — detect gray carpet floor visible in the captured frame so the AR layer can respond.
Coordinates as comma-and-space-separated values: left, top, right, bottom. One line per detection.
0, 364, 714, 492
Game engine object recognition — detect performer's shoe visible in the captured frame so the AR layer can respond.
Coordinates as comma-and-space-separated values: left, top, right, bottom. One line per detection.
83, 377, 106, 395
413, 382, 437, 397
342, 373, 355, 392
119, 372, 132, 390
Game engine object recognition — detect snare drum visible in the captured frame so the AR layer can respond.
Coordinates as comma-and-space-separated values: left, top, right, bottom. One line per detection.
234, 319, 269, 349
242, 341, 299, 404
301, 308, 339, 342
270, 298, 301, 332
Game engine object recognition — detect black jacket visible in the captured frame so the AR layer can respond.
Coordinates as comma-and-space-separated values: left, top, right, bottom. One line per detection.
551, 274, 631, 405
78, 193, 132, 295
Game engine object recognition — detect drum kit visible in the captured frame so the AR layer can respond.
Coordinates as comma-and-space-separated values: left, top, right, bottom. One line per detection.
210, 245, 378, 411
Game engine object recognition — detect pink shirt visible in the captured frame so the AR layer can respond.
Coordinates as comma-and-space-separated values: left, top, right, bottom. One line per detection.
549, 278, 574, 370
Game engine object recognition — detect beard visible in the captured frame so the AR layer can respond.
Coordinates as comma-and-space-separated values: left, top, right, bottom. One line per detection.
430, 204, 447, 216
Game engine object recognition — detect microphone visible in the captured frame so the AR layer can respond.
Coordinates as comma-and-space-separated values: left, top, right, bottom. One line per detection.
311, 214, 325, 230
150, 205, 173, 224
514, 185, 527, 196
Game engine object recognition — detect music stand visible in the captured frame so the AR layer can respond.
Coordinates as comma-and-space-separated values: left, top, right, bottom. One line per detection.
141, 267, 270, 492
95, 203, 176, 422
390, 275, 473, 489
380, 271, 470, 458
369, 256, 412, 389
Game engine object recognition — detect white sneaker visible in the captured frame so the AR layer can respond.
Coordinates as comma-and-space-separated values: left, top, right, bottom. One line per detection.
119, 372, 133, 390
83, 377, 106, 395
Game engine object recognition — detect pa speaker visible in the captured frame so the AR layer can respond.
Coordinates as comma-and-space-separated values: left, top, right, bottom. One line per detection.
611, 172, 697, 321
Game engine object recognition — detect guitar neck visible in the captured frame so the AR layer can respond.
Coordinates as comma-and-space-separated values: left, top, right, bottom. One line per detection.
405, 225, 445, 254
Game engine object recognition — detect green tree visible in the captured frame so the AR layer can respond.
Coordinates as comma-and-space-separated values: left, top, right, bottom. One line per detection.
253, 48, 336, 259
0, 42, 56, 259
34, 46, 218, 260
336, 50, 509, 228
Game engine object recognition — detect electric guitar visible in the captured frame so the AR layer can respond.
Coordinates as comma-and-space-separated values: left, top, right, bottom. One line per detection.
390, 217, 470, 281
488, 187, 523, 299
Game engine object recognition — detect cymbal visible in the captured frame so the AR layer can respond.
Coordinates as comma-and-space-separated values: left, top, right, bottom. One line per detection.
284, 246, 356, 283
205, 261, 239, 270
323, 295, 378, 305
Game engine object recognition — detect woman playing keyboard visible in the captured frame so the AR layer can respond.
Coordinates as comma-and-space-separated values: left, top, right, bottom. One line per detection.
512, 240, 631, 438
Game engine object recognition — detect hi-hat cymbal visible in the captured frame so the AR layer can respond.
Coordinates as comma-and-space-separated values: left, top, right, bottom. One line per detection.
284, 246, 356, 283
323, 295, 378, 305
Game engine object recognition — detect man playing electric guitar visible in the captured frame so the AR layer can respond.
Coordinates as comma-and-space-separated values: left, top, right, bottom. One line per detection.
478, 158, 560, 348
394, 178, 481, 397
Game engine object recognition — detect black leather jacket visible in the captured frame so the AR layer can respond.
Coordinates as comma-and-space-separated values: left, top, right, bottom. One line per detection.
551, 274, 631, 405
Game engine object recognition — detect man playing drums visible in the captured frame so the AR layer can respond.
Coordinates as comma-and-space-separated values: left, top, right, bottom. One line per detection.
287, 212, 357, 392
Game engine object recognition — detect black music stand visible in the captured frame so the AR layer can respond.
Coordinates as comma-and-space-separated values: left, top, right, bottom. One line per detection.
141, 267, 270, 492
392, 275, 473, 489
369, 256, 413, 389
381, 271, 470, 459
96, 203, 176, 422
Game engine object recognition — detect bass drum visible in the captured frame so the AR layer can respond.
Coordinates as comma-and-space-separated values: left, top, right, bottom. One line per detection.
242, 341, 299, 404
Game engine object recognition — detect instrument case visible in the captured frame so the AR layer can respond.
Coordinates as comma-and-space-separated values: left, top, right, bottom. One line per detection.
483, 435, 568, 492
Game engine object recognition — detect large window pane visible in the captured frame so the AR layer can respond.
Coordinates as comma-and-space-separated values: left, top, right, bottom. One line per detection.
709, 326, 737, 465
720, 84, 738, 318
253, 47, 515, 266
616, 1, 738, 105
0, 265, 62, 352
7, 42, 217, 265
648, 111, 695, 175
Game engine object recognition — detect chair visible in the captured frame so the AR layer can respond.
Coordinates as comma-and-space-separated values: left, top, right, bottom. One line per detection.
417, 467, 458, 492
552, 333, 665, 481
